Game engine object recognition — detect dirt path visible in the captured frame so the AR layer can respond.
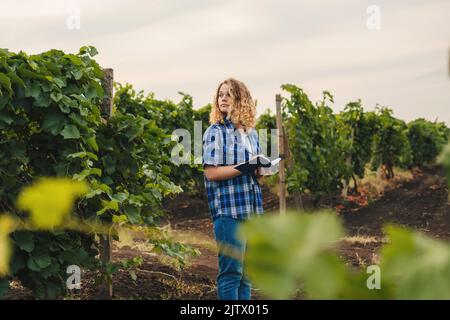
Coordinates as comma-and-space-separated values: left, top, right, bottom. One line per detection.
335, 166, 450, 270
341, 167, 450, 240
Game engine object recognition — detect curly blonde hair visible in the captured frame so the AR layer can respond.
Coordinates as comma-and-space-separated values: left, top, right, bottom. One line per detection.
209, 78, 257, 128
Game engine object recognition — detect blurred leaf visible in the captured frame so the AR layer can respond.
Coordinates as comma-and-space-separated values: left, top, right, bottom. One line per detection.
238, 211, 345, 299
116, 227, 134, 249
0, 215, 15, 276
381, 225, 450, 299
16, 178, 88, 229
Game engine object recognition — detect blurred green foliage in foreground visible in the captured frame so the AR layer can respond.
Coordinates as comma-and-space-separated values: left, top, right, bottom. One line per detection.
239, 211, 450, 299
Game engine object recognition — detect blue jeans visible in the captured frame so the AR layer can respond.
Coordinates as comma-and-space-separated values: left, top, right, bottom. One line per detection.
213, 216, 251, 300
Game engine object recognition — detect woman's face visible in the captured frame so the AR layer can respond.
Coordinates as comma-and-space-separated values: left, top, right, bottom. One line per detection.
218, 83, 233, 115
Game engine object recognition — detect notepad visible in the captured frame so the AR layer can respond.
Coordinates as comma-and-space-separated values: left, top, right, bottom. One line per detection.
234, 154, 283, 176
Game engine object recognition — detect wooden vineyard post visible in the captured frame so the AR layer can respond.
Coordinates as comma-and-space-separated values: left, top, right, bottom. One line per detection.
275, 94, 286, 216
101, 68, 114, 119
100, 234, 112, 298
342, 155, 352, 197
100, 68, 113, 299
283, 127, 304, 211
342, 128, 355, 197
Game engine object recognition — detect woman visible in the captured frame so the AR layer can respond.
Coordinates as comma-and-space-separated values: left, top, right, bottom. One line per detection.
202, 78, 264, 300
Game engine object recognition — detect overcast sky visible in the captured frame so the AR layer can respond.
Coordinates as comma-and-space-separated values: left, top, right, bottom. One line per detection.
1, 0, 449, 124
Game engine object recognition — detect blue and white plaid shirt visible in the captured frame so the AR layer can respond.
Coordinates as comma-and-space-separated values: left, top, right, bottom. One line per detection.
202, 117, 264, 221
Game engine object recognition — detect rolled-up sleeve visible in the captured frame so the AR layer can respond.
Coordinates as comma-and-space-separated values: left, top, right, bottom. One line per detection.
202, 126, 223, 167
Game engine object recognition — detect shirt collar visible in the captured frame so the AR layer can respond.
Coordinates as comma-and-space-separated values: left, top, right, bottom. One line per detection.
223, 117, 254, 134
223, 115, 234, 128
